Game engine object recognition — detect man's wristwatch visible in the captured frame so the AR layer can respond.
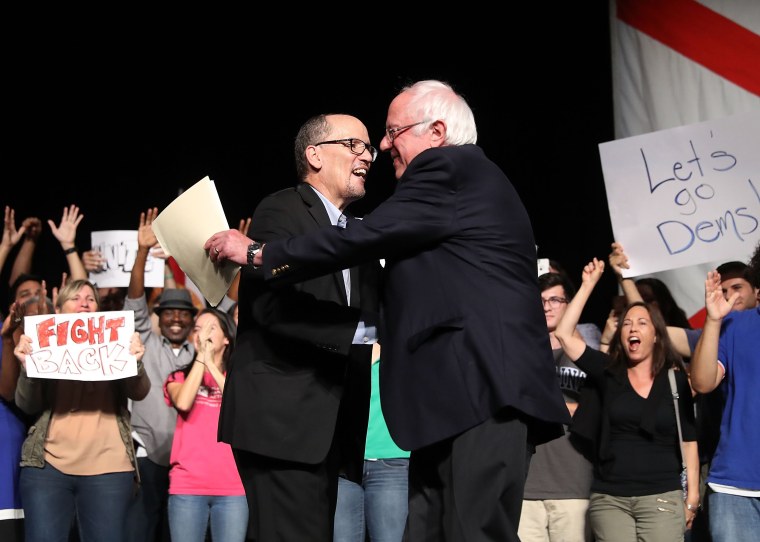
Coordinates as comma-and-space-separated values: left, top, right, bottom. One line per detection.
247, 241, 262, 267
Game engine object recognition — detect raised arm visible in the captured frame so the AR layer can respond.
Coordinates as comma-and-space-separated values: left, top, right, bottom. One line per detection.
48, 204, 87, 280
609, 242, 643, 304
8, 214, 42, 287
166, 319, 219, 411
1, 206, 25, 277
128, 208, 159, 300
555, 258, 605, 361
690, 271, 735, 393
611, 242, 693, 357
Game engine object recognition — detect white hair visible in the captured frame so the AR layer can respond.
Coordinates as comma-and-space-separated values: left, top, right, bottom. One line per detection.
400, 80, 477, 145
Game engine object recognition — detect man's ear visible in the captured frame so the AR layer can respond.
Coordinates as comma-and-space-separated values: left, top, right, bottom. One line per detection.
429, 119, 447, 147
306, 146, 322, 170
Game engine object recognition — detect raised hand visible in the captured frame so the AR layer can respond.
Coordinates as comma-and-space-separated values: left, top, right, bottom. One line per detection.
1, 303, 21, 339
608, 242, 629, 277
13, 334, 33, 370
21, 217, 43, 241
150, 246, 169, 260
237, 217, 252, 235
704, 271, 736, 321
1, 206, 23, 250
197, 317, 216, 361
49, 204, 84, 248
49, 276, 61, 309
82, 249, 106, 272
581, 257, 605, 287
138, 208, 159, 250
33, 286, 50, 316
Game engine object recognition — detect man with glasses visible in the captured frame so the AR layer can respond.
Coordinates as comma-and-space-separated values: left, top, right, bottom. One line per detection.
214, 113, 382, 541
518, 272, 595, 542
208, 81, 569, 541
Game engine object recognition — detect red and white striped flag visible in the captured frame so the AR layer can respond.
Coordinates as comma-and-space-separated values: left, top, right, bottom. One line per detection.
610, 0, 760, 327
166, 256, 207, 311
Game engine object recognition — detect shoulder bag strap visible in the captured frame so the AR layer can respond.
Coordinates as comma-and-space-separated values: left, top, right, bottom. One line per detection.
668, 368, 686, 470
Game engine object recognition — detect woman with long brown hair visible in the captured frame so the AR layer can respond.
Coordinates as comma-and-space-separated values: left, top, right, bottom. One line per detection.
555, 259, 700, 542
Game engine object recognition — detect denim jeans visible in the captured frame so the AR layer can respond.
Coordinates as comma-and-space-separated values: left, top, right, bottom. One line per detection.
168, 494, 248, 542
707, 490, 760, 542
125, 457, 170, 542
19, 462, 134, 542
334, 458, 409, 542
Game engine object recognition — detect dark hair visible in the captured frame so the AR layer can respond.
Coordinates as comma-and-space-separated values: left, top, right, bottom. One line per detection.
634, 277, 692, 329
538, 272, 576, 300
9, 273, 43, 303
607, 301, 686, 377
715, 260, 751, 284
178, 307, 236, 378
548, 259, 577, 292
294, 114, 333, 180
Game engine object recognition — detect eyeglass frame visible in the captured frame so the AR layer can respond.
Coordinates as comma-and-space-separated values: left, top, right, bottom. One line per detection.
385, 120, 429, 143
313, 138, 378, 162
541, 296, 568, 309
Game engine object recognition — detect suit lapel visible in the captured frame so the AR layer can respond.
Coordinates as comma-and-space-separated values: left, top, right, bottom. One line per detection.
297, 183, 333, 228
296, 183, 350, 306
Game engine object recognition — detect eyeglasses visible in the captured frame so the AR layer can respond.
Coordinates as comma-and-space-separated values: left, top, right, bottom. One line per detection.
314, 138, 378, 162
541, 296, 568, 309
385, 120, 428, 143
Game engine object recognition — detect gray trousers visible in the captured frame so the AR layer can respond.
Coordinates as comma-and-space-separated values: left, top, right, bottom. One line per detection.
589, 489, 686, 542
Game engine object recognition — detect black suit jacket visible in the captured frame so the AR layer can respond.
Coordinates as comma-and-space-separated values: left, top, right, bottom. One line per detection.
218, 183, 381, 482
262, 145, 570, 451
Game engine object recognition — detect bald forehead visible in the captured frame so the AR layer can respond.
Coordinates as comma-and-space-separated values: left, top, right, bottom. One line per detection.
325, 114, 369, 138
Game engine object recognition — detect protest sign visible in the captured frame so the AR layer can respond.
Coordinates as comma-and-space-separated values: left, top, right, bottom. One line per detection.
599, 110, 760, 277
88, 230, 164, 288
22, 310, 137, 381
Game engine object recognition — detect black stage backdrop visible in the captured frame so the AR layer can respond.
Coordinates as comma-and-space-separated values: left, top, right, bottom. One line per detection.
3, 6, 619, 328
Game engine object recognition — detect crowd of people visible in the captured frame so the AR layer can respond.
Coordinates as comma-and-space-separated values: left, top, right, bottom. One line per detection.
1, 79, 759, 542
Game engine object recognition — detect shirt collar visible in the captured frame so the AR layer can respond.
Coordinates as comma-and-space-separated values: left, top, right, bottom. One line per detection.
308, 185, 343, 226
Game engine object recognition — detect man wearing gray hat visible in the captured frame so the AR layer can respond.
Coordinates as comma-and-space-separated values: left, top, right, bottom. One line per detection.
124, 208, 199, 542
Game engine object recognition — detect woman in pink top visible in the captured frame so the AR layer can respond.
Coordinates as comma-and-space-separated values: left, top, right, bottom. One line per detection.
164, 308, 247, 542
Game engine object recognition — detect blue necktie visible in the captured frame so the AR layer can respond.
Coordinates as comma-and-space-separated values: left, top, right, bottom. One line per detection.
337, 215, 350, 303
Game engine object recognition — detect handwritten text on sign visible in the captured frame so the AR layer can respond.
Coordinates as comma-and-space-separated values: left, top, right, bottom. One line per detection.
88, 230, 164, 288
22, 311, 137, 381
599, 111, 760, 277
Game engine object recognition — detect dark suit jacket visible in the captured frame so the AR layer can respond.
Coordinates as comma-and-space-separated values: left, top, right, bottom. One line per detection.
262, 145, 569, 451
218, 183, 381, 482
